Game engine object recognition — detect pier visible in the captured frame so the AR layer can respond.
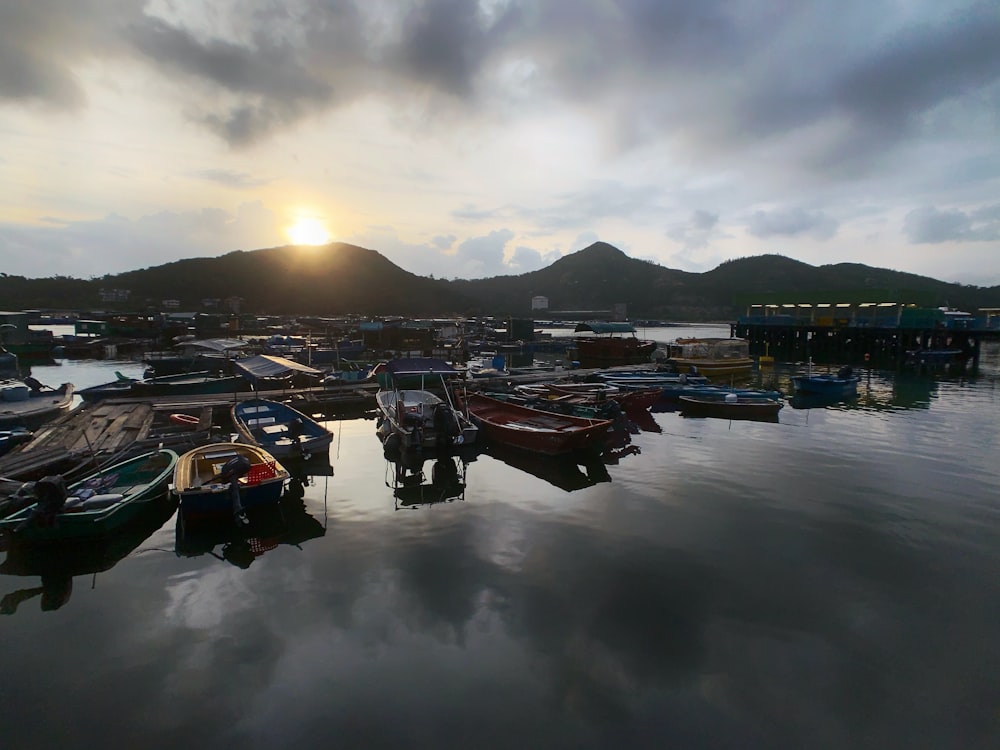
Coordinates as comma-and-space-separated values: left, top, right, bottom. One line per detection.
732, 294, 1000, 366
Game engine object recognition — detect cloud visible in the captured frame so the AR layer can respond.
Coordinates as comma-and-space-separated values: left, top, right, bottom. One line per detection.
196, 169, 271, 188
0, 202, 280, 278
747, 208, 839, 240
903, 205, 1000, 244
667, 210, 720, 250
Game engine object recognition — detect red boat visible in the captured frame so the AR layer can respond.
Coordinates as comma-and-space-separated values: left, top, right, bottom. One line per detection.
573, 322, 657, 367
459, 393, 614, 456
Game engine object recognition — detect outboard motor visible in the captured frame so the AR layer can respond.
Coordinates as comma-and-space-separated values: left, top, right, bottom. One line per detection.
433, 404, 462, 444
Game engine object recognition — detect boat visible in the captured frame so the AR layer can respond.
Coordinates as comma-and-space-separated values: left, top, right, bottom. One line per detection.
374, 358, 478, 452
78, 370, 247, 402
678, 393, 783, 422
0, 493, 178, 614
172, 443, 290, 519
0, 449, 178, 541
0, 427, 33, 457
0, 380, 75, 428
573, 322, 657, 367
458, 392, 613, 456
790, 365, 860, 398
231, 399, 333, 460
664, 337, 755, 379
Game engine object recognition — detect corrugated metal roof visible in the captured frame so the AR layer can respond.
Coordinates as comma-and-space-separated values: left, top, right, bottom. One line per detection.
234, 354, 322, 381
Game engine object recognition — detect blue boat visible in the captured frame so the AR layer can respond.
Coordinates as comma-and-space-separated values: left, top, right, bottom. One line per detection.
231, 399, 333, 461
791, 365, 860, 399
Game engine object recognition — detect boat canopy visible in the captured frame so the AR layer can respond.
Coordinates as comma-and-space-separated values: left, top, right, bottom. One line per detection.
574, 322, 637, 334
178, 338, 247, 352
234, 354, 322, 382
384, 357, 461, 376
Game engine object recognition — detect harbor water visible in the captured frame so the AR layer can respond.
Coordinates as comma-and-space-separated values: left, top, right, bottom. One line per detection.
2, 333, 1000, 749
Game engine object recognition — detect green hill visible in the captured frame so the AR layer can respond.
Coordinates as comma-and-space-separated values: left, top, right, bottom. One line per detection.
1, 241, 997, 318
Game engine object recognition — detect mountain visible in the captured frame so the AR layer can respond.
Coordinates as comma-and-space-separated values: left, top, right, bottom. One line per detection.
1, 241, 997, 318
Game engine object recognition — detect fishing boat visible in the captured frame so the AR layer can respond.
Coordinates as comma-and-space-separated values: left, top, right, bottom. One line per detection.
791, 365, 860, 398
678, 393, 783, 422
664, 338, 755, 379
459, 392, 613, 456
0, 380, 75, 428
231, 399, 333, 460
374, 358, 478, 451
0, 449, 178, 541
573, 322, 657, 367
172, 443, 289, 519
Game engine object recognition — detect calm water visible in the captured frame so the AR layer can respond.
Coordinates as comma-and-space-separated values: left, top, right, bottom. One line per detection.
3, 340, 1000, 749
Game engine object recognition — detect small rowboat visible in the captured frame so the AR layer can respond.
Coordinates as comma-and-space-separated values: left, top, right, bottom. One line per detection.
678, 394, 783, 422
172, 443, 289, 519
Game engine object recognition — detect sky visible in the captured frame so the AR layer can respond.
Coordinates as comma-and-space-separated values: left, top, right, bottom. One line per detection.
1, 0, 999, 286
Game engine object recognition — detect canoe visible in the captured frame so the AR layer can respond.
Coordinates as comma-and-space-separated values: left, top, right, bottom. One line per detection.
172, 443, 289, 519
231, 399, 333, 460
459, 392, 613, 456
0, 449, 178, 540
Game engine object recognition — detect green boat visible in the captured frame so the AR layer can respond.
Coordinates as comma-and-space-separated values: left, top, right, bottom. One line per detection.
0, 449, 178, 541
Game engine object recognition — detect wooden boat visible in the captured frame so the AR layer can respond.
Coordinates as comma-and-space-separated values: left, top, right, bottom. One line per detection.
0, 381, 75, 428
665, 338, 755, 378
573, 322, 657, 367
0, 427, 33, 457
459, 392, 613, 456
231, 399, 333, 460
791, 365, 860, 398
678, 394, 783, 422
0, 449, 178, 540
172, 443, 289, 519
375, 358, 478, 451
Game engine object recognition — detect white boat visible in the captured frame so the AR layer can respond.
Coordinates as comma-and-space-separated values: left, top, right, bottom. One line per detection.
374, 358, 478, 451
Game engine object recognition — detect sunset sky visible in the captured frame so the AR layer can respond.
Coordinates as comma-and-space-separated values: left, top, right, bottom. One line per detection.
1, 1, 999, 284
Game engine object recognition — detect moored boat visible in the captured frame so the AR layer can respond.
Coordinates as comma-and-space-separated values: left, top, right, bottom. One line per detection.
231, 399, 333, 460
790, 365, 860, 398
459, 392, 613, 456
0, 380, 75, 428
375, 358, 478, 451
573, 322, 657, 367
0, 449, 178, 540
172, 443, 289, 519
664, 338, 755, 379
678, 393, 783, 422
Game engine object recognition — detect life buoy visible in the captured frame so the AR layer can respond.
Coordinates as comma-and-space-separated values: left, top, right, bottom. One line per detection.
169, 413, 199, 429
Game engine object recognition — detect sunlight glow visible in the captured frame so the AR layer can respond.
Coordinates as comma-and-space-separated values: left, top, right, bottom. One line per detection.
286, 217, 331, 245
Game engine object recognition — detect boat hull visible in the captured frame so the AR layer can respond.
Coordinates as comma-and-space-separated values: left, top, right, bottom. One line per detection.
790, 375, 860, 397
231, 399, 333, 459
0, 449, 178, 540
462, 393, 612, 456
678, 395, 782, 422
172, 443, 289, 519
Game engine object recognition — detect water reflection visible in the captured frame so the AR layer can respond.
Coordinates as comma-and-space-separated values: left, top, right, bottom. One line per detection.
482, 441, 611, 492
387, 452, 468, 510
175, 481, 326, 568
0, 493, 177, 615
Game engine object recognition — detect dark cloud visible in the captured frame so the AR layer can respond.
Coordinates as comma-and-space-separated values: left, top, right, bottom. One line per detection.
747, 208, 839, 240
667, 210, 719, 249
903, 205, 1000, 243
0, 0, 138, 108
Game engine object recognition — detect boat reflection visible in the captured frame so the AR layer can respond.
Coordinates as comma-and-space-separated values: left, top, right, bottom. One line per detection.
387, 451, 468, 510
481, 441, 611, 493
175, 479, 326, 568
0, 493, 177, 615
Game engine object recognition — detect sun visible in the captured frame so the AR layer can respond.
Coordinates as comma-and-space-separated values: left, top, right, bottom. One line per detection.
286, 217, 331, 246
